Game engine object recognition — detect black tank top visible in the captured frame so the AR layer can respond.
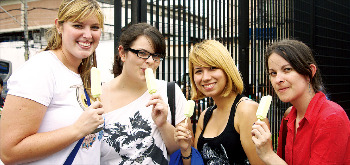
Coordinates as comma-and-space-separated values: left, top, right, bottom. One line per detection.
197, 94, 249, 165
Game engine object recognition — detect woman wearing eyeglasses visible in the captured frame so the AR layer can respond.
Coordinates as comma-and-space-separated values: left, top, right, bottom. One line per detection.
99, 23, 188, 164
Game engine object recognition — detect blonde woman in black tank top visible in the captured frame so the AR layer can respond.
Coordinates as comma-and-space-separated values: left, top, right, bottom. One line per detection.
173, 40, 270, 165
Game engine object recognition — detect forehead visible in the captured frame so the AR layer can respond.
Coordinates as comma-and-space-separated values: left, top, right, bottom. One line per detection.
268, 53, 290, 69
69, 14, 100, 24
192, 58, 210, 69
131, 36, 155, 52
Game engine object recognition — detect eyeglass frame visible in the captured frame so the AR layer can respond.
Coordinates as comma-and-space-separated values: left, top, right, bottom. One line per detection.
125, 48, 164, 62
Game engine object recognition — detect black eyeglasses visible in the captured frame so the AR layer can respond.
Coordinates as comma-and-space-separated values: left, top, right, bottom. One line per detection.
126, 48, 164, 62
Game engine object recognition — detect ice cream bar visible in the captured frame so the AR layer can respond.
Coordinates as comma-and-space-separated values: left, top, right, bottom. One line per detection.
91, 67, 102, 99
256, 95, 272, 121
184, 100, 195, 125
145, 68, 157, 94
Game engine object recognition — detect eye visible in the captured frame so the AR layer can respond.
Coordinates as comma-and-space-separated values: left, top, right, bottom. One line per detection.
194, 69, 202, 74
73, 24, 83, 29
138, 51, 148, 56
210, 66, 217, 70
91, 26, 100, 30
284, 67, 292, 72
269, 72, 277, 77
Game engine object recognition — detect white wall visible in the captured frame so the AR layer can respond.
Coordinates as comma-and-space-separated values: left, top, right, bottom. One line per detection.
0, 40, 115, 83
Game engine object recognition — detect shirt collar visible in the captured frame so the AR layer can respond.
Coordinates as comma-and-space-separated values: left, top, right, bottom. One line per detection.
286, 92, 326, 124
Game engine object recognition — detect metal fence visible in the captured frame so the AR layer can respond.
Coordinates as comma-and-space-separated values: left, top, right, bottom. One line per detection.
293, 0, 350, 117
112, 0, 298, 150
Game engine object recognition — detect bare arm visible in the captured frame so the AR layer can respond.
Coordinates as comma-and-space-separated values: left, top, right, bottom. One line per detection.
173, 108, 206, 165
235, 100, 267, 165
0, 95, 104, 164
147, 93, 182, 154
251, 120, 287, 165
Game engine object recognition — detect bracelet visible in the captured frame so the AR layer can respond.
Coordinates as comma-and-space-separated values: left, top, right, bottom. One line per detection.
181, 149, 192, 159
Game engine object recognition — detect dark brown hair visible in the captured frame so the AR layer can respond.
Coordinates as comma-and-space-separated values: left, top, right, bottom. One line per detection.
264, 39, 325, 93
113, 23, 166, 77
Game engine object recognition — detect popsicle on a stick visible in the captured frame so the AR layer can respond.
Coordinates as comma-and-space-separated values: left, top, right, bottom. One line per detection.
256, 95, 272, 121
145, 68, 157, 94
91, 67, 102, 100
184, 100, 195, 125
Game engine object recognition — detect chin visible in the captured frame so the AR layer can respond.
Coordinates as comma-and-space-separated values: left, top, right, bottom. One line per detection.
277, 95, 293, 103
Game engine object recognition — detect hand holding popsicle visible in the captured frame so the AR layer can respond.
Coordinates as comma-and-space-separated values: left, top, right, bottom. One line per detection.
145, 68, 157, 94
91, 67, 102, 101
184, 100, 195, 125
256, 95, 272, 121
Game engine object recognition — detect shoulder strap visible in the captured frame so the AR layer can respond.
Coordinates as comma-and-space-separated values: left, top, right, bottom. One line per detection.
167, 81, 176, 126
202, 105, 215, 130
64, 89, 89, 165
234, 94, 245, 110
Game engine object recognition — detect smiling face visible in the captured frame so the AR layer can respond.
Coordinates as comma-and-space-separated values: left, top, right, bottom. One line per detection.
120, 35, 161, 83
268, 53, 310, 104
58, 15, 101, 63
193, 61, 227, 99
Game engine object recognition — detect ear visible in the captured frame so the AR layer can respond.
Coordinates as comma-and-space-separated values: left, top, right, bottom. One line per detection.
118, 45, 126, 62
310, 64, 317, 78
55, 18, 62, 34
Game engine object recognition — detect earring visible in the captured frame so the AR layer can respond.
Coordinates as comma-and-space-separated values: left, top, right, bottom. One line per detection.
309, 82, 311, 93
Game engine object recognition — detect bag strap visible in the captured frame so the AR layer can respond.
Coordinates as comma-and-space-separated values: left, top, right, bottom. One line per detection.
64, 89, 89, 165
282, 106, 292, 160
167, 81, 176, 126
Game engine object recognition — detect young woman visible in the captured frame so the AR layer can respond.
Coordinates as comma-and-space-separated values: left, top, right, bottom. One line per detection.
0, 0, 105, 164
251, 39, 350, 164
174, 40, 267, 164
100, 23, 188, 164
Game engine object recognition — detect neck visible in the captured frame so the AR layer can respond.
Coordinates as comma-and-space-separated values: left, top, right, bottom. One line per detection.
291, 91, 316, 119
212, 92, 237, 111
114, 72, 148, 94
55, 49, 81, 73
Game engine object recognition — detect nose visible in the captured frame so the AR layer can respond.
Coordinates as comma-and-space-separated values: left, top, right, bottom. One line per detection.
274, 72, 285, 84
145, 55, 155, 64
82, 27, 92, 39
202, 70, 211, 82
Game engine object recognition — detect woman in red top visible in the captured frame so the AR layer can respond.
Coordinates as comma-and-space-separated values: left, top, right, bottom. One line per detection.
251, 39, 350, 164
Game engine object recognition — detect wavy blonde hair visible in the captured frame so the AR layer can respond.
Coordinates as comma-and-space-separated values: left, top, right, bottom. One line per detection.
189, 40, 243, 100
44, 0, 104, 100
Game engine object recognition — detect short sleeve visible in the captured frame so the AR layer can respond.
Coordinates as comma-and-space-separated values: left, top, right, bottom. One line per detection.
7, 54, 54, 106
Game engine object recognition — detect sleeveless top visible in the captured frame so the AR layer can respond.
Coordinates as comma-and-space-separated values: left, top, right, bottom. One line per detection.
197, 94, 249, 165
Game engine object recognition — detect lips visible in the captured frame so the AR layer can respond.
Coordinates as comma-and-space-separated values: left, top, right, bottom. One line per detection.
278, 87, 289, 92
203, 83, 215, 90
78, 41, 91, 48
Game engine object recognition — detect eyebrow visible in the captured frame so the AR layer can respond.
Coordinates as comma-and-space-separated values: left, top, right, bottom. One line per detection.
269, 64, 291, 71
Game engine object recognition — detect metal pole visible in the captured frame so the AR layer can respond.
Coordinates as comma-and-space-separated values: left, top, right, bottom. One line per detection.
24, 0, 29, 61
114, 0, 122, 77
131, 0, 138, 24
238, 0, 249, 96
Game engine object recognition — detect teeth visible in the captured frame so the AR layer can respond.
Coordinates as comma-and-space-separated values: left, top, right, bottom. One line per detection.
78, 42, 91, 47
204, 84, 214, 88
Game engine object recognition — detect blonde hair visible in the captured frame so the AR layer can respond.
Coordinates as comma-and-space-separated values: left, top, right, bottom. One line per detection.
44, 0, 104, 100
189, 40, 244, 100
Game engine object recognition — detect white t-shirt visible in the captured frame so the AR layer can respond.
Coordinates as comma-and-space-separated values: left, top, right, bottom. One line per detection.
100, 80, 186, 165
7, 51, 101, 165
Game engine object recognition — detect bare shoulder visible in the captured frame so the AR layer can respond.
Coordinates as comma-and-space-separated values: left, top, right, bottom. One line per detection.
235, 97, 259, 117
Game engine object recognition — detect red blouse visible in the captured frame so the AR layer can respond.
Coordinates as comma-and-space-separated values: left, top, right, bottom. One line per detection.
277, 92, 350, 164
